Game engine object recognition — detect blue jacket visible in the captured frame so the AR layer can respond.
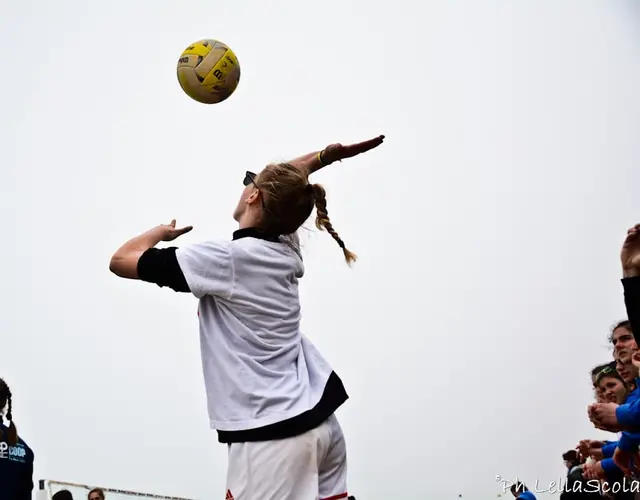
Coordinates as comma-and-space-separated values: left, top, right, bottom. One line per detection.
602, 440, 618, 458
601, 457, 624, 481
0, 423, 34, 500
612, 379, 640, 452
598, 379, 640, 480
518, 492, 536, 500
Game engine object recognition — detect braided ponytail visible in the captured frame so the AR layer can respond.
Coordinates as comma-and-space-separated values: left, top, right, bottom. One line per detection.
310, 183, 357, 265
0, 378, 18, 446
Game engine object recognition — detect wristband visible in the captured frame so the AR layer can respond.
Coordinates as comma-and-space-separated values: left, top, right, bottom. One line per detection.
317, 151, 329, 166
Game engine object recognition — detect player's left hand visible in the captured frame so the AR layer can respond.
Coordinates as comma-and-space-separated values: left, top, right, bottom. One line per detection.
159, 219, 193, 241
322, 135, 385, 164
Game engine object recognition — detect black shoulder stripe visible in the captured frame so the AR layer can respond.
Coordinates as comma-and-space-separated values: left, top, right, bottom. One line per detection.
137, 247, 190, 293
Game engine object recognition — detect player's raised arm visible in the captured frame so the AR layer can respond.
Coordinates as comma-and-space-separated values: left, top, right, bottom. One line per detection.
109, 219, 192, 280
288, 135, 385, 174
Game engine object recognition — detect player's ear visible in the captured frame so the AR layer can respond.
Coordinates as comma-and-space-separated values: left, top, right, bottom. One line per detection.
246, 189, 261, 205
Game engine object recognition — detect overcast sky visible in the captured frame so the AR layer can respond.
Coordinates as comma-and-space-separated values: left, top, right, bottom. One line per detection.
2, 1, 640, 499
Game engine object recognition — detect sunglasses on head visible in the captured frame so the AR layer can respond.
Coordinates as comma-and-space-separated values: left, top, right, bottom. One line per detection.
243, 171, 257, 187
243, 171, 266, 209
599, 366, 615, 376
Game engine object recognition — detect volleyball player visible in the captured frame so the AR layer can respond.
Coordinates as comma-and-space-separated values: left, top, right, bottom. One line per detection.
109, 135, 384, 500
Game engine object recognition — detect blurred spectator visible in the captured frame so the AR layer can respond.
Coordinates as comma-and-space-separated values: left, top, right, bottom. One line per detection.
0, 377, 34, 500
593, 363, 616, 402
52, 491, 74, 500
610, 321, 637, 361
595, 364, 629, 404
88, 489, 105, 500
510, 482, 536, 500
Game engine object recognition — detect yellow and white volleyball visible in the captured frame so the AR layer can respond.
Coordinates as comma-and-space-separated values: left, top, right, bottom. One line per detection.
176, 39, 241, 104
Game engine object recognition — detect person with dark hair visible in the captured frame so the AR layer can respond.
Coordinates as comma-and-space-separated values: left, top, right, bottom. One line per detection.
109, 136, 384, 500
592, 362, 615, 402
560, 450, 604, 500
0, 377, 34, 500
614, 352, 638, 392
563, 450, 580, 471
595, 365, 629, 404
583, 356, 640, 484
610, 320, 637, 360
52, 490, 74, 500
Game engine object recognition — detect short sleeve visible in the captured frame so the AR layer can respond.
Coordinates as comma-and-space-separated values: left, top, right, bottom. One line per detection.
175, 241, 234, 299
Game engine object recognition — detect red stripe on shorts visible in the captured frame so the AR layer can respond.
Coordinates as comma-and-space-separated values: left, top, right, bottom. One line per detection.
320, 494, 348, 500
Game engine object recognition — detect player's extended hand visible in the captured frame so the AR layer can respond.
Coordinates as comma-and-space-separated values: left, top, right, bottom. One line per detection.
159, 219, 193, 241
621, 224, 640, 277
321, 135, 385, 164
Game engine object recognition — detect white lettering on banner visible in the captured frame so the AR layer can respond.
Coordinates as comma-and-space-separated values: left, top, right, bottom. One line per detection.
0, 442, 28, 462
9, 445, 26, 458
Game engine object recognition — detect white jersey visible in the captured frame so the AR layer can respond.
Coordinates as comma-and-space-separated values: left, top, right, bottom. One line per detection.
175, 228, 345, 436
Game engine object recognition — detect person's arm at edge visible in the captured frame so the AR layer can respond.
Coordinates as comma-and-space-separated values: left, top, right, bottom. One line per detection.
622, 275, 640, 346
621, 225, 640, 344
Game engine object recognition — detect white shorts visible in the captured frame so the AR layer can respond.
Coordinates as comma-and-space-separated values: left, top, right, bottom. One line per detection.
225, 414, 348, 500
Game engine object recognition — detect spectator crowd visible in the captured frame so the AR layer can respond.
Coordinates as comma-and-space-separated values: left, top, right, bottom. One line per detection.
552, 223, 640, 500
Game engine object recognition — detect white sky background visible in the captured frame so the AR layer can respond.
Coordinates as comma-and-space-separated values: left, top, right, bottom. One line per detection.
1, 0, 640, 498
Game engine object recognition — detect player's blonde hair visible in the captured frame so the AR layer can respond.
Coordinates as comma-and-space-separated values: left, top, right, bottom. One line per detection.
255, 163, 356, 265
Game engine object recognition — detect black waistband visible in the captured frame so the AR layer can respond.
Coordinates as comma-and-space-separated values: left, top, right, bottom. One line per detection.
217, 371, 348, 443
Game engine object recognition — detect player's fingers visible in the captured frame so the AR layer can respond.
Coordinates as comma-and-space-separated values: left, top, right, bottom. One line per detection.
177, 225, 193, 235
353, 135, 385, 152
342, 141, 380, 158
170, 219, 177, 227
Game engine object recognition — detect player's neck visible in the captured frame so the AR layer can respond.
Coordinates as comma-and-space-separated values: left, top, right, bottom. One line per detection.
237, 211, 262, 230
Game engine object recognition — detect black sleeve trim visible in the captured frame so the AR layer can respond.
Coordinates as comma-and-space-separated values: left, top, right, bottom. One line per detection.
622, 277, 640, 345
137, 247, 190, 293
